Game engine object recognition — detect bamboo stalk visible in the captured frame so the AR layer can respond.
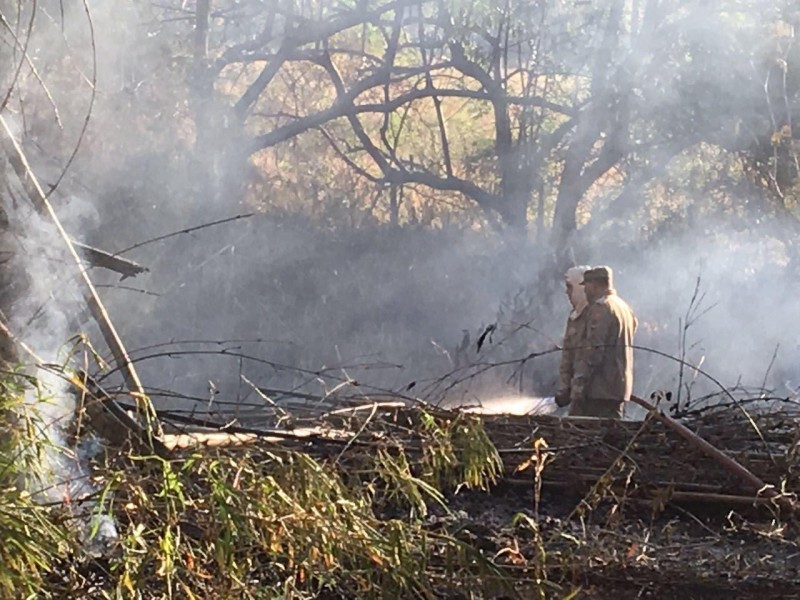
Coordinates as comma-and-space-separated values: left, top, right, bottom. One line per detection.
630, 395, 793, 511
659, 490, 773, 506
76, 371, 169, 456
161, 432, 260, 451
0, 114, 162, 441
506, 477, 774, 509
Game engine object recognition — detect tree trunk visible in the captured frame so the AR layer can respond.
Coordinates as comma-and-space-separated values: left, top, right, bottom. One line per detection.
192, 0, 213, 153
551, 0, 625, 262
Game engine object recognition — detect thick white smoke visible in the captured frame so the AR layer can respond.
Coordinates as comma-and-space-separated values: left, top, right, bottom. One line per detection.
3, 0, 800, 425
4, 187, 118, 555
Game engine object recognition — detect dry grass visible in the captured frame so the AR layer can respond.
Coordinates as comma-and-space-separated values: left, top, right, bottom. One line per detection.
0, 371, 525, 599
0, 372, 74, 598
4, 369, 800, 599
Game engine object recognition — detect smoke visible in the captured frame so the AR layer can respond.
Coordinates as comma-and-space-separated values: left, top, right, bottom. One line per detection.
86, 211, 800, 413
624, 224, 800, 398
1, 0, 799, 428
3, 171, 118, 555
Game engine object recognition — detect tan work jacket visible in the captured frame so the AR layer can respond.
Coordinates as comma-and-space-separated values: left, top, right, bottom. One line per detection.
557, 308, 590, 401
570, 290, 637, 418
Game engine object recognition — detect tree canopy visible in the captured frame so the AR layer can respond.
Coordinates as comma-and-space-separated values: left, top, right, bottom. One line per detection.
3, 1, 799, 260
155, 0, 800, 254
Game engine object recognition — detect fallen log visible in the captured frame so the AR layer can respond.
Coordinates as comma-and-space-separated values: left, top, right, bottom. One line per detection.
161, 432, 259, 451
115, 401, 376, 450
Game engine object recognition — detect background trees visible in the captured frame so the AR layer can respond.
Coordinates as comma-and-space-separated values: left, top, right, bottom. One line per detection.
167, 0, 800, 253
2, 0, 800, 399
6, 1, 799, 248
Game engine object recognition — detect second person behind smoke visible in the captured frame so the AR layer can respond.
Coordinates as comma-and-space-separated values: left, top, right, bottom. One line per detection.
554, 265, 591, 411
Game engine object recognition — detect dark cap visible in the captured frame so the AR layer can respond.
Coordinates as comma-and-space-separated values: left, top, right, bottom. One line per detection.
582, 266, 613, 286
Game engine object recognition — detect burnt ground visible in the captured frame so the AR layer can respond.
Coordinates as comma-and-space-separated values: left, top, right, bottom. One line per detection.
433, 481, 800, 599
47, 461, 800, 599
57, 400, 800, 598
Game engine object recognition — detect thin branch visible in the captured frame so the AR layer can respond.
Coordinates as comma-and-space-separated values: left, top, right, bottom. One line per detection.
0, 1, 37, 114
234, 48, 290, 119
115, 213, 254, 256
44, 0, 97, 198
317, 125, 381, 183
250, 85, 571, 151
0, 114, 160, 439
315, 50, 393, 174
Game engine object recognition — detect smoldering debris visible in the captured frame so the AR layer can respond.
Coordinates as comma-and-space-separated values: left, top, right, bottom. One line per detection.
38, 377, 800, 597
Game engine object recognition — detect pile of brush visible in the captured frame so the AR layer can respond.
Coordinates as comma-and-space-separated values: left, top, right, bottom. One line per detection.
483, 401, 800, 512
142, 389, 800, 516
107, 392, 800, 598
8, 373, 800, 599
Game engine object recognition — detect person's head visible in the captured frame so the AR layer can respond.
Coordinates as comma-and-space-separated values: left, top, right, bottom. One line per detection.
581, 266, 613, 303
564, 265, 591, 313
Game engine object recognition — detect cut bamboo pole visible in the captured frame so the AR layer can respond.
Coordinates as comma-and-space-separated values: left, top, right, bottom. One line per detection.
161, 432, 259, 451
0, 114, 162, 440
74, 370, 169, 456
630, 395, 793, 511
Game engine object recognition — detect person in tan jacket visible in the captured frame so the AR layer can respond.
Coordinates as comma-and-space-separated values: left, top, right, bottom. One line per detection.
554, 266, 591, 410
569, 266, 637, 418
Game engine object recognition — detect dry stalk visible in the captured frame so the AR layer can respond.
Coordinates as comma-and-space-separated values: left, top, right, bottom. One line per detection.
630, 394, 796, 513
0, 115, 161, 443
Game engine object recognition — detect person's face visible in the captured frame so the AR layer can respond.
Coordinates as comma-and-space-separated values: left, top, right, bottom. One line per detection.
583, 280, 602, 302
565, 281, 577, 309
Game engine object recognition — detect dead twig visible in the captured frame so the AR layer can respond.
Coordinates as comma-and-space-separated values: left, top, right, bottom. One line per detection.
73, 241, 148, 279
630, 395, 795, 513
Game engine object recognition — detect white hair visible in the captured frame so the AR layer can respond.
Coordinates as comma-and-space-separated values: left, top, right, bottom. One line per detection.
565, 265, 591, 318
565, 265, 591, 287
